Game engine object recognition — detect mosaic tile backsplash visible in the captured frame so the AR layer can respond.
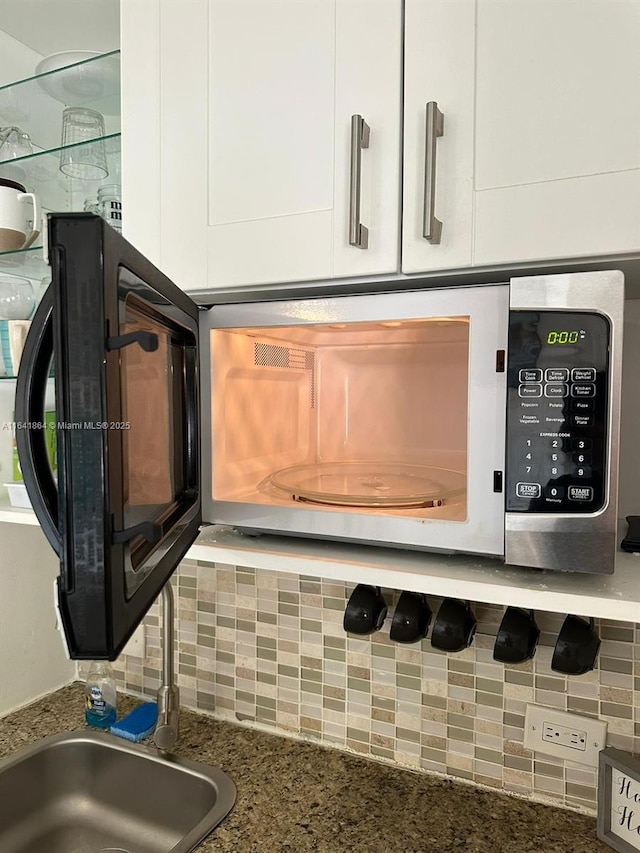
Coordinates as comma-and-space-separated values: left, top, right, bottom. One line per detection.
113, 558, 640, 815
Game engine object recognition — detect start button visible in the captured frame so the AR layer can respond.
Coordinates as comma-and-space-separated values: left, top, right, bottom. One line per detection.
568, 486, 594, 502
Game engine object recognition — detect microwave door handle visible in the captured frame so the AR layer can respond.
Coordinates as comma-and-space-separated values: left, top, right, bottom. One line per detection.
422, 101, 444, 244
15, 286, 61, 555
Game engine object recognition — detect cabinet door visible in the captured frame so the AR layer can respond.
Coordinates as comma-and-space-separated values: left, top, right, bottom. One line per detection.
122, 0, 401, 293
402, 0, 476, 273
474, 0, 640, 266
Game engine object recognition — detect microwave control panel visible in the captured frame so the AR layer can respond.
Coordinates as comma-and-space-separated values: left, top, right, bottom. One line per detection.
506, 311, 609, 514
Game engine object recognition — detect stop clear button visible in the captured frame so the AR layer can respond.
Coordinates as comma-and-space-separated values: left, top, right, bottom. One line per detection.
568, 486, 594, 502
516, 482, 541, 498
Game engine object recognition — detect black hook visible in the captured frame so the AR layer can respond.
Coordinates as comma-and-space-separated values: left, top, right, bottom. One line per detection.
389, 591, 432, 644
493, 607, 540, 664
551, 615, 600, 675
431, 599, 477, 652
343, 584, 387, 635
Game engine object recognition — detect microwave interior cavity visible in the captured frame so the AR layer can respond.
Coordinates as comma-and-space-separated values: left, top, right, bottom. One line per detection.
210, 317, 470, 520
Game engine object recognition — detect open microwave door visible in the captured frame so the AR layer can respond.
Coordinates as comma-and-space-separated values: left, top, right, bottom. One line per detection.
16, 213, 201, 660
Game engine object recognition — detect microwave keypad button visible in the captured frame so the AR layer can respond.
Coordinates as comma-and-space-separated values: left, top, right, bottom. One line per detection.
572, 398, 593, 412
543, 406, 566, 427
571, 383, 596, 397
544, 383, 568, 398
571, 414, 593, 428
571, 367, 596, 382
544, 485, 564, 500
547, 455, 568, 476
516, 482, 541, 499
519, 369, 542, 382
545, 368, 569, 382
518, 384, 543, 398
574, 465, 592, 479
572, 438, 592, 451
572, 452, 592, 465
568, 485, 594, 502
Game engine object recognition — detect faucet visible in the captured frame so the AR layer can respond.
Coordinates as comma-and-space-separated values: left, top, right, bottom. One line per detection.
153, 582, 180, 751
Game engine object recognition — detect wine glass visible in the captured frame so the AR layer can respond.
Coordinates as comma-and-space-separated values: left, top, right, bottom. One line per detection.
0, 275, 35, 319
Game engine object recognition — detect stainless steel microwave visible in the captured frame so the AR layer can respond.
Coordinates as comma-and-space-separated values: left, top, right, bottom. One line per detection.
16, 215, 638, 658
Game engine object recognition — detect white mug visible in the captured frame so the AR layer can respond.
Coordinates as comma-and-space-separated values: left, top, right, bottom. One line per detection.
0, 319, 30, 376
0, 179, 41, 252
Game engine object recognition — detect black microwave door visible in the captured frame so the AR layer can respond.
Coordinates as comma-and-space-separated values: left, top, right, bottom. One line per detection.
16, 213, 201, 660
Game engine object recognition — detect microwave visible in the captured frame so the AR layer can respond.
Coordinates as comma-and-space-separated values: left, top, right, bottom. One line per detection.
16, 214, 638, 659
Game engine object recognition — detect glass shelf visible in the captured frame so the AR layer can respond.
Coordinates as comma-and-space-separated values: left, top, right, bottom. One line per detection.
0, 246, 48, 279
0, 133, 121, 224
0, 51, 121, 384
0, 51, 122, 271
0, 51, 120, 155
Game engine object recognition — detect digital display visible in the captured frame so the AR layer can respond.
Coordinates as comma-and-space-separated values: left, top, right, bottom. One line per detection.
546, 330, 580, 345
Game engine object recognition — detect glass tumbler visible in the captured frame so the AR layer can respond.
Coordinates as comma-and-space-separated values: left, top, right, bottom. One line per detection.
0, 126, 33, 184
97, 184, 122, 232
59, 107, 108, 180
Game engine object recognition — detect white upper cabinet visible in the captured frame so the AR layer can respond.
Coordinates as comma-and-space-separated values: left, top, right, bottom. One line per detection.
121, 0, 402, 292
473, 0, 640, 266
402, 0, 476, 273
402, 0, 640, 274
123, 0, 640, 289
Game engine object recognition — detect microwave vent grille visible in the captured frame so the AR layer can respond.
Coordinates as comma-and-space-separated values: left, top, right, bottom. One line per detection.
254, 342, 316, 408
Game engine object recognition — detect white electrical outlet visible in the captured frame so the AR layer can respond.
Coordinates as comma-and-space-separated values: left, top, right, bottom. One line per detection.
542, 721, 587, 751
124, 625, 145, 658
524, 705, 607, 767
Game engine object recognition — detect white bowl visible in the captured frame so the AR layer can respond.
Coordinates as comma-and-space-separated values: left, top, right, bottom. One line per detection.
35, 51, 120, 115
35, 50, 100, 76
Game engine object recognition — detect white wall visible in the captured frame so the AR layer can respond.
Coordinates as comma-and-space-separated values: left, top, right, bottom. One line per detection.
0, 30, 42, 86
0, 524, 74, 716
0, 0, 119, 58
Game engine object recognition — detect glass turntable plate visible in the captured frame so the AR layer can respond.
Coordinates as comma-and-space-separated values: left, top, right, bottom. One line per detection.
269, 462, 466, 508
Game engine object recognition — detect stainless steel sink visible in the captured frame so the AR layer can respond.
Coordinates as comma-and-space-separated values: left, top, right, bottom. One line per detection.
0, 730, 236, 853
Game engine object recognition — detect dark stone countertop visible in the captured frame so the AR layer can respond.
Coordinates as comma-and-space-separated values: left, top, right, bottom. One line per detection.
0, 684, 611, 853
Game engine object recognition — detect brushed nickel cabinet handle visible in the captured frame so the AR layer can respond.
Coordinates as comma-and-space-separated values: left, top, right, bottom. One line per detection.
349, 114, 370, 249
423, 101, 444, 244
